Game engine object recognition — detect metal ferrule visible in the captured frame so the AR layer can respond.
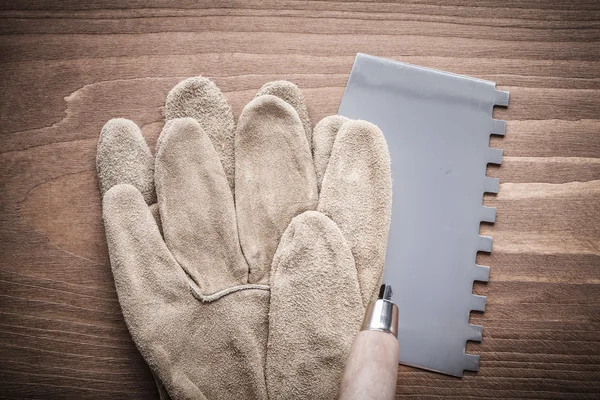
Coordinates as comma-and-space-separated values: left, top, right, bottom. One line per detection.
361, 298, 399, 338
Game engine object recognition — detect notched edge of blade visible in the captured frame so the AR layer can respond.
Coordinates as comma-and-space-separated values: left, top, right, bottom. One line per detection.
464, 86, 509, 376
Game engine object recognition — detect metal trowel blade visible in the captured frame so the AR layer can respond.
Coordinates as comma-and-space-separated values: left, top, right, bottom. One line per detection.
338, 53, 509, 377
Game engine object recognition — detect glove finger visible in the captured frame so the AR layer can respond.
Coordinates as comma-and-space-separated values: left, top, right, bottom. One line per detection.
102, 184, 188, 310
235, 95, 318, 285
256, 80, 312, 149
97, 118, 156, 204
155, 117, 249, 295
312, 115, 349, 191
317, 120, 392, 306
103, 184, 203, 399
268, 210, 363, 400
165, 76, 236, 191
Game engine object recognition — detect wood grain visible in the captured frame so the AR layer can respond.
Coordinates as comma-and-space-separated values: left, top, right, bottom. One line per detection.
0, 1, 598, 398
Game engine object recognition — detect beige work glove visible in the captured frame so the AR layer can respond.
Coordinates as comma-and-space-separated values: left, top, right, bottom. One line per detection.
97, 77, 391, 399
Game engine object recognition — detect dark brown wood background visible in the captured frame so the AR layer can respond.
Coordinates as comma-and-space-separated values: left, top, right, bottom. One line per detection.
1, 1, 599, 399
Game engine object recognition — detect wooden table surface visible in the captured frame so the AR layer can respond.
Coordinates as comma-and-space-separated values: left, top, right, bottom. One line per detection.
1, 1, 599, 398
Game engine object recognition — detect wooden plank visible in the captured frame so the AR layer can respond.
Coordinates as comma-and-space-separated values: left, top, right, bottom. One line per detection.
0, 1, 598, 398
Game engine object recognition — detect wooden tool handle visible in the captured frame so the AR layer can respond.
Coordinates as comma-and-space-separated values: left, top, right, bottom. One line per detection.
338, 330, 399, 400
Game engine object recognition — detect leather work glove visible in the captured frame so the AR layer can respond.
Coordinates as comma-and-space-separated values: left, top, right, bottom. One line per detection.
96, 77, 391, 399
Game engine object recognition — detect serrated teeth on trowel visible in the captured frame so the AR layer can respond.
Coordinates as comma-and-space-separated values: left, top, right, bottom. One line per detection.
478, 236, 493, 252
469, 295, 487, 312
490, 119, 507, 136
467, 324, 484, 342
494, 90, 510, 106
473, 265, 490, 283
484, 177, 500, 194
480, 206, 497, 223
463, 353, 481, 372
488, 148, 503, 165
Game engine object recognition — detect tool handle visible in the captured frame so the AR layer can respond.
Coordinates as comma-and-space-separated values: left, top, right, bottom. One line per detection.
338, 330, 399, 400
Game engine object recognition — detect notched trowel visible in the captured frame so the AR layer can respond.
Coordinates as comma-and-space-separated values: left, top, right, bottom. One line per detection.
338, 53, 509, 377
